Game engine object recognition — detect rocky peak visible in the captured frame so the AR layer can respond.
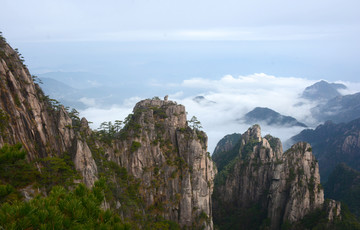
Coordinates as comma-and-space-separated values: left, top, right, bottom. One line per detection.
212, 125, 329, 230
242, 124, 262, 143
212, 133, 241, 155
134, 98, 187, 130
88, 97, 216, 229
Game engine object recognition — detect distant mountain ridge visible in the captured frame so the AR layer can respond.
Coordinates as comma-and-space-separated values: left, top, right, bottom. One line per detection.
193, 96, 216, 105
301, 80, 347, 101
242, 107, 307, 127
311, 92, 360, 123
39, 76, 134, 110
290, 117, 360, 181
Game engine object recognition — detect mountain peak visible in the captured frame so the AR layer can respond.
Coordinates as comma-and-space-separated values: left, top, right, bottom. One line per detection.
242, 107, 307, 127
302, 80, 347, 101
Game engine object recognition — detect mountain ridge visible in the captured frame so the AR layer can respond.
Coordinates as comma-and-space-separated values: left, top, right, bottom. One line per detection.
242, 107, 307, 128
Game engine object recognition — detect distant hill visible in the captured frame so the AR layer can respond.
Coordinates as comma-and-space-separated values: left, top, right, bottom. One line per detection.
290, 117, 360, 181
193, 96, 216, 105
311, 92, 360, 123
39, 76, 133, 110
324, 163, 360, 217
301, 80, 347, 101
242, 107, 307, 127
40, 77, 87, 109
38, 71, 107, 89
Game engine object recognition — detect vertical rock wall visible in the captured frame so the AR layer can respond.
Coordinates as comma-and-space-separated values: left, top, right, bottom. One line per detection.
213, 125, 326, 230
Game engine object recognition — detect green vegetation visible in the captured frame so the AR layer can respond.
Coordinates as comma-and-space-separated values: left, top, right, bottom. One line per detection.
241, 138, 259, 159
0, 144, 39, 190
69, 108, 81, 131
0, 141, 181, 229
14, 94, 21, 106
325, 163, 360, 217
293, 203, 360, 230
152, 106, 168, 119
130, 141, 141, 152
31, 75, 43, 84
0, 182, 130, 229
86, 135, 181, 229
96, 120, 123, 144
213, 203, 269, 230
37, 155, 80, 192
287, 168, 296, 184
213, 136, 260, 187
0, 31, 6, 44
264, 134, 280, 151
212, 140, 241, 173
188, 116, 202, 130
119, 112, 142, 139
0, 144, 80, 198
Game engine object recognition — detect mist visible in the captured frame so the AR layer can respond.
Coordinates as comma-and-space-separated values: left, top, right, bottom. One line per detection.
78, 73, 347, 153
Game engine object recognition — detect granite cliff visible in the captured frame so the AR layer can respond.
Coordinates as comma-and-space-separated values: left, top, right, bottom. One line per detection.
0, 35, 215, 229
2, 33, 359, 229
84, 99, 216, 229
212, 125, 340, 230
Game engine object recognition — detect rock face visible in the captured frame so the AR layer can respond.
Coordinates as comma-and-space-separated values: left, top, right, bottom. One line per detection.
212, 133, 241, 172
97, 99, 216, 229
0, 37, 216, 229
212, 125, 326, 230
0, 39, 98, 187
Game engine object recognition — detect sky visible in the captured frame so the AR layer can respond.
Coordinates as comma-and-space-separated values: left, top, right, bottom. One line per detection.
1, 0, 360, 151
1, 0, 359, 81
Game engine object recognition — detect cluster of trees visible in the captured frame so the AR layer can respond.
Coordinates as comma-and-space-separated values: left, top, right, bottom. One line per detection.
95, 120, 123, 144
0, 143, 182, 229
0, 182, 130, 229
188, 116, 202, 130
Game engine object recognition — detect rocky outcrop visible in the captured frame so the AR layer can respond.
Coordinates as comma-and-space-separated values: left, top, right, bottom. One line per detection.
91, 99, 217, 229
325, 200, 342, 221
212, 125, 326, 230
268, 142, 324, 227
0, 38, 216, 229
0, 38, 98, 187
212, 133, 241, 172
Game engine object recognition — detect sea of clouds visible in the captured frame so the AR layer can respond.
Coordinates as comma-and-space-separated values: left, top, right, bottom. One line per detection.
79, 73, 360, 153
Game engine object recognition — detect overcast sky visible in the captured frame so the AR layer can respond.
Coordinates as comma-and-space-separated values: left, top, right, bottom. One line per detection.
1, 0, 360, 80
1, 0, 359, 81
2, 0, 360, 42
1, 0, 360, 151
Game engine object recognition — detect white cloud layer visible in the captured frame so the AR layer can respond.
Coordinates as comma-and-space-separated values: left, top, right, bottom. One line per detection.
78, 73, 357, 153
172, 74, 320, 151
